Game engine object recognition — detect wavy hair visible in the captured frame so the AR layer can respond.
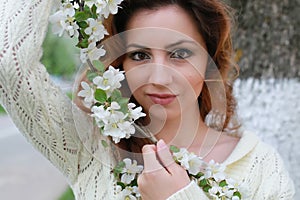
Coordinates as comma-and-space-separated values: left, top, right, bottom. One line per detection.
102, 0, 240, 153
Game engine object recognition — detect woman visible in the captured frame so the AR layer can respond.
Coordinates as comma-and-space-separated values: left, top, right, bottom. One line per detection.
0, 0, 295, 199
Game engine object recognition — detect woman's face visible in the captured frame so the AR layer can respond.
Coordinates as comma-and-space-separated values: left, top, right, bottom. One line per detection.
123, 5, 208, 120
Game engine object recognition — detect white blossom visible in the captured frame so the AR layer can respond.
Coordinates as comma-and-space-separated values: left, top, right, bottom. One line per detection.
84, 18, 108, 42
110, 101, 121, 110
102, 106, 127, 143
101, 0, 124, 18
173, 148, 190, 167
85, 0, 107, 14
121, 158, 143, 184
232, 196, 241, 200
85, 0, 124, 18
91, 105, 111, 126
91, 101, 135, 143
49, 3, 79, 37
131, 186, 141, 198
221, 187, 235, 198
80, 42, 106, 63
208, 183, 222, 198
92, 66, 125, 97
173, 148, 204, 175
64, 21, 79, 37
93, 75, 110, 91
204, 160, 226, 182
49, 10, 67, 36
186, 155, 203, 175
78, 81, 95, 107
117, 186, 139, 200
62, 2, 76, 16
118, 121, 135, 138
104, 121, 127, 143
128, 103, 146, 121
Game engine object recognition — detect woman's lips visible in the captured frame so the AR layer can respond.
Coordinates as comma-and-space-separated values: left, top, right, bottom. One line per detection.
147, 93, 177, 105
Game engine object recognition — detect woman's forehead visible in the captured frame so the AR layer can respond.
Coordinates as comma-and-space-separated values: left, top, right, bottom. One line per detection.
124, 28, 206, 51
124, 5, 206, 49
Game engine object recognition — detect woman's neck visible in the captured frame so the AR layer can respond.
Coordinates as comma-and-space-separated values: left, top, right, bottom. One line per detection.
146, 103, 208, 149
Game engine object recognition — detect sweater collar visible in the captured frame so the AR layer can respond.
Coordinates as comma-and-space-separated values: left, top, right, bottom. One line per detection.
223, 131, 259, 165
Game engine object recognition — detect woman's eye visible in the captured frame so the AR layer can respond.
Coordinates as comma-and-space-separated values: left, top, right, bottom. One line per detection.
170, 49, 193, 59
128, 51, 151, 61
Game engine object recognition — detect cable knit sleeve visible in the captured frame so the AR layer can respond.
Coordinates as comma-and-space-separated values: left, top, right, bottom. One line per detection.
251, 143, 295, 199
0, 0, 88, 184
166, 181, 210, 200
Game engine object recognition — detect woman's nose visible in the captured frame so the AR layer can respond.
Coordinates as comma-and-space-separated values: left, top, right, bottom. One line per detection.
148, 63, 173, 86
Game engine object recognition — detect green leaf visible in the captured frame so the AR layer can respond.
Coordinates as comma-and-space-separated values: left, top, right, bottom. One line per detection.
111, 89, 122, 100
86, 71, 98, 82
79, 28, 89, 38
193, 172, 204, 179
170, 145, 180, 153
202, 185, 212, 193
94, 89, 107, 103
129, 178, 138, 187
84, 5, 92, 13
219, 180, 227, 187
77, 21, 88, 29
91, 4, 98, 18
199, 178, 208, 187
233, 191, 242, 199
76, 38, 89, 48
58, 187, 75, 200
119, 97, 129, 113
75, 11, 90, 22
0, 105, 6, 114
101, 140, 108, 148
92, 60, 105, 72
113, 161, 126, 177
116, 181, 126, 189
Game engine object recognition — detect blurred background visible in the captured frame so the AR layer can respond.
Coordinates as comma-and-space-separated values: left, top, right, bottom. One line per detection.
0, 0, 299, 199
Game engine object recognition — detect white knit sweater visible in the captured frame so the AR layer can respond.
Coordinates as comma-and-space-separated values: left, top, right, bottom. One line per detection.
0, 0, 295, 199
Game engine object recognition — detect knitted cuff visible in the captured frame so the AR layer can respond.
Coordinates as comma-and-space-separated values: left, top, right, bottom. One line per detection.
166, 181, 209, 200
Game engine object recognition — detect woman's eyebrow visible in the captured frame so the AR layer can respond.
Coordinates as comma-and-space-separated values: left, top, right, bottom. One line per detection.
126, 40, 197, 50
126, 43, 150, 50
165, 40, 198, 49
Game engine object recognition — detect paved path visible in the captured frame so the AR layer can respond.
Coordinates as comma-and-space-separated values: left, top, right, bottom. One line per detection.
0, 115, 68, 200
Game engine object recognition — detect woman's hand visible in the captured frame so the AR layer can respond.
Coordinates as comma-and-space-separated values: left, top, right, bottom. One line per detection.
137, 140, 191, 200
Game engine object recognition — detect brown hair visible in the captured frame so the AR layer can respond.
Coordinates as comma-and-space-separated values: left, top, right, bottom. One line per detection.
101, 0, 239, 153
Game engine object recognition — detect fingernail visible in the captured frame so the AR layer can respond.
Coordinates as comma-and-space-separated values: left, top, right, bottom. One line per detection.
157, 139, 166, 149
142, 144, 156, 153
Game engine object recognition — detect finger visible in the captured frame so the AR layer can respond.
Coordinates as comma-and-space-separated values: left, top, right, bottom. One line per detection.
142, 144, 164, 173
156, 139, 177, 174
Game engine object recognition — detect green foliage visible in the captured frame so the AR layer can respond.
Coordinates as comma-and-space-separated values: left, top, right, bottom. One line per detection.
118, 97, 129, 114
65, 91, 73, 100
0, 105, 6, 114
101, 140, 108, 148
86, 71, 98, 82
41, 28, 79, 78
192, 172, 204, 179
234, 191, 242, 199
111, 89, 122, 100
199, 178, 208, 187
58, 187, 75, 200
95, 89, 107, 103
170, 145, 180, 153
219, 180, 228, 187
113, 161, 126, 178
74, 5, 98, 48
92, 60, 105, 72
